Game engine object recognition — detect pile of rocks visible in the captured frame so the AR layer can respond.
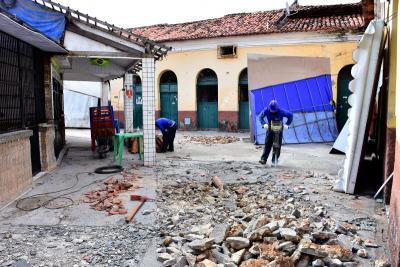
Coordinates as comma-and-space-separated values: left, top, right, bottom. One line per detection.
155, 180, 387, 267
82, 173, 138, 215
180, 136, 240, 145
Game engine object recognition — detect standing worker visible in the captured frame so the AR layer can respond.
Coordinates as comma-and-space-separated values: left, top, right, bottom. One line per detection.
155, 118, 177, 152
259, 100, 293, 165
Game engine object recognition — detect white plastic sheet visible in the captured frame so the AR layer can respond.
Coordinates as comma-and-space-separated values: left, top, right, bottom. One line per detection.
64, 89, 99, 128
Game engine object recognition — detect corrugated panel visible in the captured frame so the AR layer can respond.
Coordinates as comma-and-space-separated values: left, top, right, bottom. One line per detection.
250, 74, 338, 144
334, 20, 385, 194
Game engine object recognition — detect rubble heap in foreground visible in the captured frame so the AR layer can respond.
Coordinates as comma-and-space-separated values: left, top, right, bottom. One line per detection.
155, 180, 390, 267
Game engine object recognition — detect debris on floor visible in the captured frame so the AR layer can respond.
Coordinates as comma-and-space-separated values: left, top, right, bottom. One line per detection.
179, 136, 240, 145
155, 178, 387, 267
82, 172, 140, 216
0, 132, 390, 267
0, 224, 156, 266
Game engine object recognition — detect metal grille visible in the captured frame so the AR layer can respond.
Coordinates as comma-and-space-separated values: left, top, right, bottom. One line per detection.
19, 41, 36, 127
0, 31, 46, 175
0, 30, 45, 133
33, 49, 46, 124
0, 31, 21, 132
53, 78, 64, 158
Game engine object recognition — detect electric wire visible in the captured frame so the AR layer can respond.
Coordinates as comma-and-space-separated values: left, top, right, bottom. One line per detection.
15, 166, 123, 211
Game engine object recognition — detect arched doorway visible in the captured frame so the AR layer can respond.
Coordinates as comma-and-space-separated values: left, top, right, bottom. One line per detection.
133, 75, 142, 129
197, 69, 218, 129
336, 65, 354, 132
239, 68, 249, 129
159, 71, 178, 122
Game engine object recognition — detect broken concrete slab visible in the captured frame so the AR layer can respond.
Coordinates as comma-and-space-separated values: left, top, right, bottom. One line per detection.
225, 237, 250, 250
188, 238, 214, 252
209, 224, 230, 244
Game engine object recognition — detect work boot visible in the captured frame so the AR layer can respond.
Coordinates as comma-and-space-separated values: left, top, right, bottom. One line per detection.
259, 159, 266, 165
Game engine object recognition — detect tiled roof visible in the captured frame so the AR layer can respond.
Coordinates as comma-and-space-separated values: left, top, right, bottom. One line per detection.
131, 3, 365, 42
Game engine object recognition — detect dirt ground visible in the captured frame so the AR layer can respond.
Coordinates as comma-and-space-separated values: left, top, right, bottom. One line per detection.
0, 129, 390, 267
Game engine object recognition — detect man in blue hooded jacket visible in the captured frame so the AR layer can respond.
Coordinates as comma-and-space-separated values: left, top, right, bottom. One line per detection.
259, 100, 293, 165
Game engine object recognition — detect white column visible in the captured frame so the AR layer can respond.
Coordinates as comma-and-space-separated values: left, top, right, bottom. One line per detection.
101, 81, 110, 106
142, 57, 156, 166
124, 74, 134, 133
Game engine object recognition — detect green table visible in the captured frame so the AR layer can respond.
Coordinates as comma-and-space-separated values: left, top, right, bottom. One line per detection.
113, 132, 143, 165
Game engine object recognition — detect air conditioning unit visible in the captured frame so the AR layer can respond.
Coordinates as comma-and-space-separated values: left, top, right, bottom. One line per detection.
218, 45, 237, 58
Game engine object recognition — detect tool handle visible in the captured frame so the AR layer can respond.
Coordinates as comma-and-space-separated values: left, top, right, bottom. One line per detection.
125, 200, 145, 223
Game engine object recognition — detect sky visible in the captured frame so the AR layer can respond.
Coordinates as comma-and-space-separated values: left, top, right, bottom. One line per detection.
55, 0, 360, 28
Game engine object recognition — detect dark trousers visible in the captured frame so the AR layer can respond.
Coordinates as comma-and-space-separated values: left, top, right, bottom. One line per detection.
261, 131, 282, 162
162, 124, 177, 152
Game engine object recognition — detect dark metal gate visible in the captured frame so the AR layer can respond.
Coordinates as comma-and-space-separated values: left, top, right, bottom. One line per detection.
53, 78, 65, 158
0, 30, 46, 175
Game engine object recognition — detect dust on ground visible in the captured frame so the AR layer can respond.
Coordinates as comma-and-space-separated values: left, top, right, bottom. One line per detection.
0, 130, 390, 267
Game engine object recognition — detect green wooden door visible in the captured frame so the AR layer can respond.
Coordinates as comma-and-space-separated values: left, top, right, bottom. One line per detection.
133, 84, 142, 128
337, 66, 353, 132
197, 70, 218, 129
160, 83, 178, 122
198, 101, 218, 128
239, 101, 249, 129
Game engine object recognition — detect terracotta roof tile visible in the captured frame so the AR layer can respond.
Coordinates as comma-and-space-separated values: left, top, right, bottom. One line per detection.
131, 3, 364, 42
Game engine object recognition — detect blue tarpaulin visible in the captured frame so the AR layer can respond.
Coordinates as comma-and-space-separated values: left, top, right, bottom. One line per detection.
0, 0, 66, 42
251, 75, 338, 144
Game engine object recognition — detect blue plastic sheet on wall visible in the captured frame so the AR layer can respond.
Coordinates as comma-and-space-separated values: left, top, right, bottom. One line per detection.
251, 75, 339, 144
0, 0, 66, 42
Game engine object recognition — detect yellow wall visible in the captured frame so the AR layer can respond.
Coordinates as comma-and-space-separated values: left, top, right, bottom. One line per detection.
389, 0, 399, 132
154, 42, 357, 112
389, 0, 398, 130
109, 42, 357, 113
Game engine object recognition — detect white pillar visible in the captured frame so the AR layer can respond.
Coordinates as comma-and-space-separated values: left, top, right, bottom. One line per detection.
142, 57, 156, 166
124, 74, 134, 133
101, 81, 110, 106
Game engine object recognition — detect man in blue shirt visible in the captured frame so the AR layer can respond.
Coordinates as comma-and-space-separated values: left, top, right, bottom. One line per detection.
259, 100, 293, 165
155, 118, 177, 152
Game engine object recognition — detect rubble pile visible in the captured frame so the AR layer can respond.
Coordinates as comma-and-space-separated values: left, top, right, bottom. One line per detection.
180, 136, 240, 145
82, 173, 139, 215
155, 180, 386, 267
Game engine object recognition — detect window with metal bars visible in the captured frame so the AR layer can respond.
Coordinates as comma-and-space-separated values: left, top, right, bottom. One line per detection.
0, 30, 45, 134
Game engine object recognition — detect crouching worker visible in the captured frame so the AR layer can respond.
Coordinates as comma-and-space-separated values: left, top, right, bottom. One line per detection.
155, 118, 177, 152
259, 100, 293, 165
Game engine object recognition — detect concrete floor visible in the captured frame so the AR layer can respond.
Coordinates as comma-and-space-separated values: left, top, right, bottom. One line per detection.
0, 129, 389, 266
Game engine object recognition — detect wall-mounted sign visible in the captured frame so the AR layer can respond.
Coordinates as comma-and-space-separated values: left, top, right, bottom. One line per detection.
125, 88, 133, 99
